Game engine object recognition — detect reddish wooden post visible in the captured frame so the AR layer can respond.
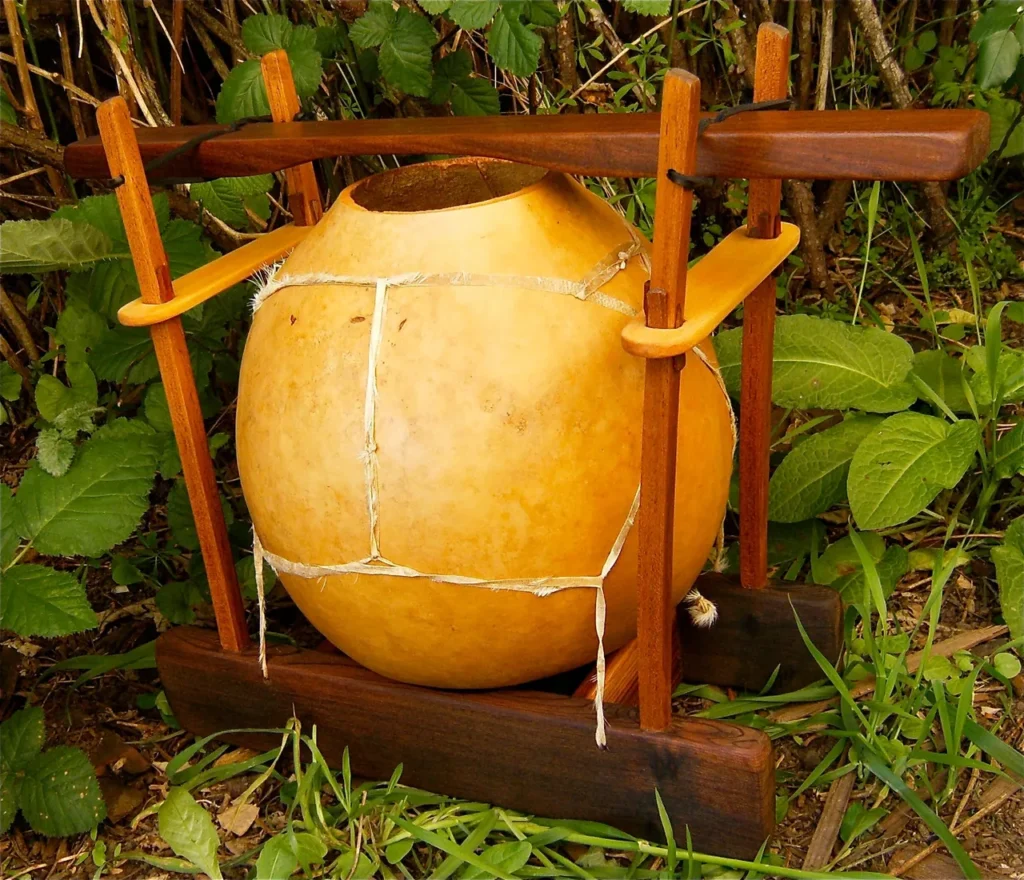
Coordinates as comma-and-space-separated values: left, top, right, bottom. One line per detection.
739, 24, 791, 590
637, 70, 701, 731
261, 50, 322, 227
97, 97, 250, 653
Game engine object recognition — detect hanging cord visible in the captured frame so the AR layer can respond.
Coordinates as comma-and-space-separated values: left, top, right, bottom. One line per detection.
104, 112, 316, 188
667, 98, 793, 191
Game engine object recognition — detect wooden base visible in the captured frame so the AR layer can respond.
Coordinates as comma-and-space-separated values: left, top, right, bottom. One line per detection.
159, 627, 774, 858
680, 574, 844, 693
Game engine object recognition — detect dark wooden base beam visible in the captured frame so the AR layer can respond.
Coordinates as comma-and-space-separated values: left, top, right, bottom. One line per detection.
680, 574, 843, 693
159, 627, 775, 859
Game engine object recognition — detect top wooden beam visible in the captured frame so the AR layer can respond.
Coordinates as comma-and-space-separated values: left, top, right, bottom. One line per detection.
65, 109, 988, 183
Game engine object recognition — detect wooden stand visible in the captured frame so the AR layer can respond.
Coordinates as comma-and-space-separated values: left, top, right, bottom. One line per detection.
67, 35, 988, 858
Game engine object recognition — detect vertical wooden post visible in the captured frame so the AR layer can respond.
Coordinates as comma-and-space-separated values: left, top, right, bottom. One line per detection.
97, 97, 250, 653
261, 50, 322, 227
738, 24, 791, 590
637, 70, 701, 732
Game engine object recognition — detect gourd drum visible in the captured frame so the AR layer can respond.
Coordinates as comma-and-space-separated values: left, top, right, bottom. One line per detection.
236, 158, 732, 689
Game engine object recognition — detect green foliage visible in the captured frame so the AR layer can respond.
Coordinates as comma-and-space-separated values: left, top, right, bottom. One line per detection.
190, 174, 274, 228
992, 518, 1024, 639
431, 50, 500, 115
0, 219, 121, 275
0, 708, 106, 837
0, 564, 97, 637
158, 787, 223, 879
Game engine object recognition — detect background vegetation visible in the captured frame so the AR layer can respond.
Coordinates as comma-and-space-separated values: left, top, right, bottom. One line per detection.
0, 0, 1023, 877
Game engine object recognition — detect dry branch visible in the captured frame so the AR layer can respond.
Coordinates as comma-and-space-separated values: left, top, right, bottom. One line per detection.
584, 3, 655, 109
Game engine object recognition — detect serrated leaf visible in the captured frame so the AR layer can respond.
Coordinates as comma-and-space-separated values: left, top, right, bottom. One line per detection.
449, 0, 498, 28
216, 59, 270, 124
768, 416, 883, 522
977, 29, 1022, 89
522, 0, 562, 25
190, 175, 274, 228
0, 219, 117, 275
992, 517, 1024, 641
995, 420, 1024, 479
56, 292, 106, 363
488, 2, 542, 76
0, 564, 97, 637
379, 8, 436, 96
848, 413, 980, 529
283, 27, 323, 97
418, 0, 453, 12
15, 435, 157, 557
36, 429, 76, 477
54, 193, 130, 242
241, 13, 292, 54
158, 788, 223, 879
350, 1, 397, 48
21, 746, 106, 836
431, 49, 500, 115
1, 706, 45, 770
89, 326, 158, 385
714, 315, 916, 413
53, 401, 98, 438
913, 349, 974, 414
1, 484, 19, 567
0, 770, 16, 835
622, 0, 671, 13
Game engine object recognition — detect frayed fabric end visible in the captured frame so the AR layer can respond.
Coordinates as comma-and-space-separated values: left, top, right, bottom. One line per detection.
684, 589, 719, 628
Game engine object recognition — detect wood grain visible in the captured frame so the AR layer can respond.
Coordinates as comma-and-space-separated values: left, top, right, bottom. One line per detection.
64, 110, 990, 183
97, 97, 248, 653
637, 70, 701, 732
260, 50, 322, 226
682, 574, 844, 693
740, 23, 791, 590
159, 626, 775, 858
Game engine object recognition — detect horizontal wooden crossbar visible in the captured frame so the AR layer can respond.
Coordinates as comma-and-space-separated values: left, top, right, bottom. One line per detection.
65, 109, 989, 183
621, 222, 800, 359
117, 223, 310, 326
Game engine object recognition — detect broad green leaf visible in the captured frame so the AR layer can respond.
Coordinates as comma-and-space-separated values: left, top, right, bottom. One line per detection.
522, 0, 563, 24
144, 383, 174, 432
0, 362, 20, 401
1, 484, 19, 567
994, 420, 1024, 479
912, 349, 974, 414
15, 434, 157, 557
967, 345, 1024, 406
53, 192, 135, 242
89, 326, 158, 385
155, 580, 204, 625
1, 706, 45, 769
449, 0, 498, 28
216, 59, 270, 124
255, 834, 298, 880
167, 480, 233, 552
463, 841, 533, 879
379, 8, 436, 96
418, 0, 453, 13
241, 13, 292, 54
289, 831, 327, 874
19, 746, 106, 836
53, 401, 98, 438
350, 1, 397, 48
190, 175, 274, 228
0, 564, 97, 637
970, 3, 1024, 42
840, 802, 887, 844
431, 50, 500, 115
158, 788, 223, 879
488, 2, 542, 77
994, 652, 1022, 678
0, 219, 116, 275
0, 770, 17, 835
815, 531, 886, 585
768, 416, 882, 522
55, 292, 106, 363
977, 29, 1022, 89
282, 26, 323, 97
833, 545, 909, 608
622, 0, 672, 12
36, 429, 76, 477
35, 363, 97, 423
111, 554, 145, 586
714, 315, 916, 412
992, 517, 1024, 640
848, 414, 980, 529
986, 96, 1024, 158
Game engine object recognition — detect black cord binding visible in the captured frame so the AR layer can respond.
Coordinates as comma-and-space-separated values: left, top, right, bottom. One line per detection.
666, 97, 793, 190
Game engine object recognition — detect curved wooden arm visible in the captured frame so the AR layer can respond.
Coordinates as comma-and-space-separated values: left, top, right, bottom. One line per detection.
621, 222, 799, 359
118, 224, 310, 327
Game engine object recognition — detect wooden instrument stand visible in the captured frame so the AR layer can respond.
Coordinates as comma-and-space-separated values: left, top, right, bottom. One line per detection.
64, 26, 988, 858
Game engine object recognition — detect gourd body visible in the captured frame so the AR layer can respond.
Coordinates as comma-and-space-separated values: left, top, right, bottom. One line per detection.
236, 159, 732, 688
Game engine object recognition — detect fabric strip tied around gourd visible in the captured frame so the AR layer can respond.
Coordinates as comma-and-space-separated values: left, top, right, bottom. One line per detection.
248, 238, 731, 747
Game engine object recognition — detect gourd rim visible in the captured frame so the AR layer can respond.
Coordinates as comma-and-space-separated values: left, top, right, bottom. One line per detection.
337, 156, 554, 215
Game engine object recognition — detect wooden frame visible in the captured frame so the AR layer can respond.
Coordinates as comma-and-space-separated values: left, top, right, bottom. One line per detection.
75, 37, 989, 858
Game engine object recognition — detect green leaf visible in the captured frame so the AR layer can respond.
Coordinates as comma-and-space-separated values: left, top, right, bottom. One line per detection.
216, 60, 270, 124
256, 834, 299, 880
768, 416, 882, 522
463, 841, 533, 879
962, 717, 1024, 780
0, 89, 16, 126
350, 1, 397, 48
431, 50, 500, 115
35, 363, 97, 423
848, 413, 980, 530
522, 0, 563, 25
0, 770, 17, 835
994, 652, 1022, 678
977, 29, 1022, 88
190, 175, 274, 228
966, 346, 1024, 407
155, 580, 205, 625
15, 434, 157, 557
815, 531, 886, 584
89, 326, 158, 385
488, 2, 542, 76
1, 706, 45, 770
1, 484, 20, 567
158, 788, 223, 879
970, 4, 1024, 42
992, 517, 1024, 641
0, 362, 20, 401
994, 420, 1024, 480
449, 0, 499, 29
622, 0, 672, 13
833, 545, 909, 608
0, 564, 97, 637
912, 350, 974, 414
241, 13, 292, 54
111, 554, 145, 586
840, 802, 887, 843
379, 8, 436, 96
167, 480, 233, 552
236, 555, 277, 601
714, 315, 916, 412
56, 292, 106, 363
0, 219, 116, 275
917, 30, 938, 52
19, 746, 106, 836
986, 97, 1024, 158
144, 383, 174, 432
36, 429, 76, 477
419, 0, 453, 13
282, 25, 323, 97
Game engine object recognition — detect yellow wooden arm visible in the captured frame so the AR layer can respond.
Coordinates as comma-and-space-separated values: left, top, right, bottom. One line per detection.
117, 224, 312, 327
621, 222, 799, 359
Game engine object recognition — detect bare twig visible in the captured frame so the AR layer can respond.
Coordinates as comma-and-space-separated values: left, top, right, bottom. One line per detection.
722, 1, 756, 90
796, 0, 813, 108
819, 179, 853, 240
816, 0, 835, 111
189, 3, 251, 63
0, 52, 101, 109
784, 179, 834, 296
0, 124, 66, 173
584, 2, 655, 109
189, 15, 232, 82
1, 288, 40, 365
555, 5, 578, 98
57, 24, 87, 140
0, 333, 32, 388
170, 0, 185, 125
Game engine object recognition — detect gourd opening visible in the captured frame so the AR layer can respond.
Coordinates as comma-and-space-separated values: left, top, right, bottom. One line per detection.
348, 158, 548, 213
